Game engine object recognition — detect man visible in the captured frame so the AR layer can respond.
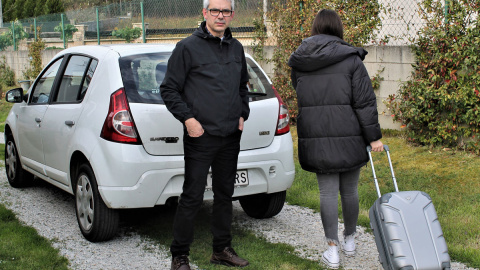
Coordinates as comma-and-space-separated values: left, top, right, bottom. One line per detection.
160, 0, 250, 269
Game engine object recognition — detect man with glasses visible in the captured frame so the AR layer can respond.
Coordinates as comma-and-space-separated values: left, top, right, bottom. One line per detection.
160, 0, 250, 269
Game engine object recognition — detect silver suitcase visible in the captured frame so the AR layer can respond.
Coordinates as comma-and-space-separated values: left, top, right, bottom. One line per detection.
368, 145, 451, 270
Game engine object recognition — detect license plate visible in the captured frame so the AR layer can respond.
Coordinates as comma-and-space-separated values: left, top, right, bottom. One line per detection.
205, 170, 249, 191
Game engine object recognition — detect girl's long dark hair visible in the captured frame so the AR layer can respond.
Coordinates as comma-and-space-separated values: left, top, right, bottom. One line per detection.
310, 9, 344, 39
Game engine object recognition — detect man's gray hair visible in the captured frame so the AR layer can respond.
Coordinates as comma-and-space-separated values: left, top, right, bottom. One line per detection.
203, 0, 235, 10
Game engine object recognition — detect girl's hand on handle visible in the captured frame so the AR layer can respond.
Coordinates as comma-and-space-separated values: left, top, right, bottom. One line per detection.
370, 140, 384, 152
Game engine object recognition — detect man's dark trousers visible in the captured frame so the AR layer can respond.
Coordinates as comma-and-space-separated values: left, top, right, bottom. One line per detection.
170, 130, 242, 257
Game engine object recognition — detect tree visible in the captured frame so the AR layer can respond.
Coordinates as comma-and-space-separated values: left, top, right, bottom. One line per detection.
13, 0, 26, 20
385, 0, 480, 153
63, 0, 124, 10
54, 23, 78, 41
34, 1, 45, 17
0, 20, 29, 51
112, 27, 141, 43
23, 0, 36, 19
3, 0, 15, 22
23, 32, 45, 80
44, 0, 64, 14
0, 34, 11, 51
0, 56, 16, 86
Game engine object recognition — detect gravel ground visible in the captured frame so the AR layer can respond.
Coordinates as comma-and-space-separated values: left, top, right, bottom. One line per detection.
0, 161, 477, 269
0, 173, 176, 270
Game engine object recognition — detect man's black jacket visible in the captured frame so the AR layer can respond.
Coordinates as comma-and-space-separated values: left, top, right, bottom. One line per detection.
160, 21, 250, 137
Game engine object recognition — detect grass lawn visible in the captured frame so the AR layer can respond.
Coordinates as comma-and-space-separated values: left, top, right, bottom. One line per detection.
0, 204, 69, 269
0, 101, 13, 132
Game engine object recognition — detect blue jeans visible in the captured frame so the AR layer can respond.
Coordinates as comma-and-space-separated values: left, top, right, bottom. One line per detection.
316, 168, 360, 244
170, 130, 242, 257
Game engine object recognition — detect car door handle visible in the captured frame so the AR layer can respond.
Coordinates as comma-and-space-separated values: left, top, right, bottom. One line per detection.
35, 117, 42, 123
65, 120, 75, 127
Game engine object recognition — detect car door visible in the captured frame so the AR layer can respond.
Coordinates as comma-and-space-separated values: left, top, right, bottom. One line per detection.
16, 57, 64, 175
41, 55, 98, 185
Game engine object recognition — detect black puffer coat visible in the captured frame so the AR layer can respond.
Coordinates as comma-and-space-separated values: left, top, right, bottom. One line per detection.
288, 34, 382, 174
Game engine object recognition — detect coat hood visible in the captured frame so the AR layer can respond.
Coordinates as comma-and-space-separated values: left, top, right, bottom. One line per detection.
288, 34, 368, 72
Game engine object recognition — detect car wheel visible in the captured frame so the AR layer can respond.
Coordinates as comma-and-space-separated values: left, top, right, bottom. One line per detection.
5, 134, 34, 188
75, 163, 119, 242
239, 191, 286, 219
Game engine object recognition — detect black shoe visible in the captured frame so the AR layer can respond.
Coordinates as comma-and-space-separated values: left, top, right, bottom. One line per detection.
210, 247, 249, 267
171, 255, 191, 270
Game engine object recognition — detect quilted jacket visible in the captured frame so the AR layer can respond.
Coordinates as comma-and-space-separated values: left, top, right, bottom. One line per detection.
288, 34, 382, 174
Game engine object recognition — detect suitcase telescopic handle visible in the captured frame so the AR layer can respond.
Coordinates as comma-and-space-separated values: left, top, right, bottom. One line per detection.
367, 145, 399, 198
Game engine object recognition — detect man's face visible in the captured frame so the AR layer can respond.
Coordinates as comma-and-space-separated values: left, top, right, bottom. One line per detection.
202, 0, 234, 38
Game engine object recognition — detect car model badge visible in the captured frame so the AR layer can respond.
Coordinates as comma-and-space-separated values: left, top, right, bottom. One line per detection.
150, 137, 179, 143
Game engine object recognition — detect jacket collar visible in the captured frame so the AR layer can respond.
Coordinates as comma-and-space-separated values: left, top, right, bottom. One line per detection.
193, 21, 233, 44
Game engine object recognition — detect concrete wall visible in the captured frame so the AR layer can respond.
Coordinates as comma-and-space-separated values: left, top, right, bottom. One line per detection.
0, 44, 413, 130
1, 49, 63, 81
363, 45, 414, 130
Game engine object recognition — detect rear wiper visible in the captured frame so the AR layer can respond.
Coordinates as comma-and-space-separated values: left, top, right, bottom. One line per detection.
247, 91, 267, 96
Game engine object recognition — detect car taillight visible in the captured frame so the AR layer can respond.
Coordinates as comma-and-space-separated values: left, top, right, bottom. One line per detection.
272, 86, 290, 135
100, 88, 141, 144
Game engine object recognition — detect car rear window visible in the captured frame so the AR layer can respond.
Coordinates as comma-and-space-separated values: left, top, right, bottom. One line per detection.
119, 53, 274, 104
245, 58, 275, 101
119, 52, 170, 104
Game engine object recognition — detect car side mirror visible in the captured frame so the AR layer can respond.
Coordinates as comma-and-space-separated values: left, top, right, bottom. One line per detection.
6, 88, 25, 103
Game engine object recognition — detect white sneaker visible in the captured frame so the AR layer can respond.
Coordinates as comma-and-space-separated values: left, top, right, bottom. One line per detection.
322, 245, 340, 269
342, 235, 356, 257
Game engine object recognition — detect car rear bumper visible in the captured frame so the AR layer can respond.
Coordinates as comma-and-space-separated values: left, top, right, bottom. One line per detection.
94, 133, 295, 209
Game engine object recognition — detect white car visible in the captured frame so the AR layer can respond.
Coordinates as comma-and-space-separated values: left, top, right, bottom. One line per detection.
4, 44, 295, 242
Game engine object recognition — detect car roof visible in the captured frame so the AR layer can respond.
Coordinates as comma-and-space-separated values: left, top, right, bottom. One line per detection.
103, 44, 177, 56
55, 43, 254, 62
56, 44, 177, 59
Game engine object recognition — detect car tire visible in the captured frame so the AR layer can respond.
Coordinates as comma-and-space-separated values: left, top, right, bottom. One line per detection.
239, 191, 286, 219
75, 163, 119, 242
5, 134, 34, 188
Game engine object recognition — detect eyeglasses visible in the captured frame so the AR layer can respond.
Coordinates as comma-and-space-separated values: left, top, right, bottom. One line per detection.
207, 8, 233, 17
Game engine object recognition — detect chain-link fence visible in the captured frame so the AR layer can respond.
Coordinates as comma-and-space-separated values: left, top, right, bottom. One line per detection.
0, 0, 264, 50
0, 0, 442, 50
375, 0, 427, 45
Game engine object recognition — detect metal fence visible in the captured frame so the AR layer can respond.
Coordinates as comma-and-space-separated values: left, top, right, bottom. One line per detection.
374, 0, 427, 45
0, 0, 435, 50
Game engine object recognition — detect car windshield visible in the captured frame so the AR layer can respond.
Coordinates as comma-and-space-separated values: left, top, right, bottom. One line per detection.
119, 53, 274, 104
